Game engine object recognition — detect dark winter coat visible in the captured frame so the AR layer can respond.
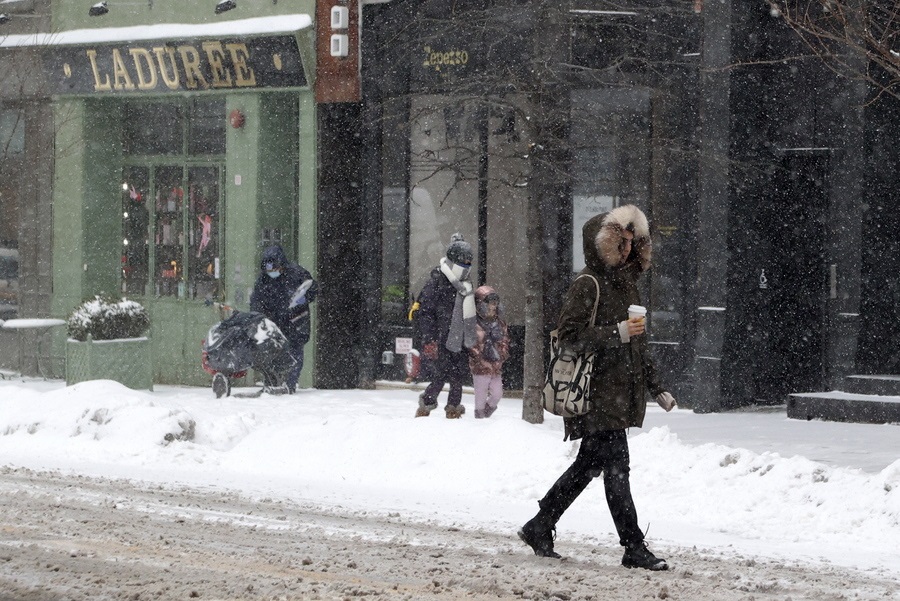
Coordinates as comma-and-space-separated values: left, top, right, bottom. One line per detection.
250, 246, 318, 346
558, 205, 667, 441
418, 266, 461, 353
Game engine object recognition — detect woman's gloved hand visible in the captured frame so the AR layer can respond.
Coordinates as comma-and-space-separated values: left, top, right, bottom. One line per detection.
656, 391, 676, 412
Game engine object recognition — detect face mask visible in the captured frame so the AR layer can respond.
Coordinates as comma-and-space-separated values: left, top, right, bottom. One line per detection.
267, 270, 281, 279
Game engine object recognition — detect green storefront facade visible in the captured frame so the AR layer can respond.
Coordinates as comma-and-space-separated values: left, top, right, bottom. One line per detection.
42, 1, 318, 387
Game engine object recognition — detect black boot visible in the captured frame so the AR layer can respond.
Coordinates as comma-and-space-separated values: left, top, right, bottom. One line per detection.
622, 541, 668, 571
517, 513, 561, 559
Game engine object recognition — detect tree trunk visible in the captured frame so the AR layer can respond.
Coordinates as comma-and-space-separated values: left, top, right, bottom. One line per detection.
522, 0, 570, 423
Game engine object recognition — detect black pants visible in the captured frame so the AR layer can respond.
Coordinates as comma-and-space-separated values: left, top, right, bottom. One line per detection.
422, 349, 469, 407
538, 429, 644, 548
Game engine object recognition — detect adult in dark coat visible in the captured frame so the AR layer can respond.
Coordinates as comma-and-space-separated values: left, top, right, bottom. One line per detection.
518, 204, 677, 570
250, 245, 318, 393
415, 234, 476, 419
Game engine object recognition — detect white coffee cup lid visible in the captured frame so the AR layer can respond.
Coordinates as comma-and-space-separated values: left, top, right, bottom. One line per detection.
627, 304, 647, 316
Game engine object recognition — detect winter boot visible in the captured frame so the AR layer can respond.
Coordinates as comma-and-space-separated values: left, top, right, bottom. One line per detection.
445, 404, 465, 419
474, 409, 486, 419
622, 542, 668, 571
212, 373, 230, 398
484, 404, 498, 418
416, 393, 438, 417
518, 513, 561, 559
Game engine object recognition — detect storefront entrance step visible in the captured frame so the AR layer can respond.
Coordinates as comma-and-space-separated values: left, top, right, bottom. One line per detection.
787, 391, 900, 425
843, 374, 900, 396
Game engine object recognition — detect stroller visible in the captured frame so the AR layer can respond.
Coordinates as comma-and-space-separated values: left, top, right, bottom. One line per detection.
201, 311, 296, 398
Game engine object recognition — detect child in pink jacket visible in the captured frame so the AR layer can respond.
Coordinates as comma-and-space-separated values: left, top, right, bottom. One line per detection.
469, 286, 510, 418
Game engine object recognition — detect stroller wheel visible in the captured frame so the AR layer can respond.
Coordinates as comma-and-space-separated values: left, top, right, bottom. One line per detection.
212, 373, 230, 398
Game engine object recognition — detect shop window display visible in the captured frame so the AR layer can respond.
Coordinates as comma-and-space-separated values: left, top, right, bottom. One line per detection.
121, 98, 224, 300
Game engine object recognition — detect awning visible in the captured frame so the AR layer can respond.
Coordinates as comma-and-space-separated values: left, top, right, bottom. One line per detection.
1, 15, 314, 95
0, 14, 312, 48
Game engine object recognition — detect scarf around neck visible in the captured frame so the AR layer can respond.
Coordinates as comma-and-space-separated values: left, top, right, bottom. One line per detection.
440, 257, 477, 352
479, 316, 504, 362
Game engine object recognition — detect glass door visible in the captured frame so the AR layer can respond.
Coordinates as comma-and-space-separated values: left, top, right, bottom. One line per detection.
153, 165, 185, 297
187, 165, 221, 301
149, 164, 223, 300
122, 166, 150, 295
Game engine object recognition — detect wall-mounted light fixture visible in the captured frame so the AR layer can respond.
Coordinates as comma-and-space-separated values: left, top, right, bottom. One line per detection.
229, 109, 245, 129
215, 0, 237, 14
330, 34, 349, 57
89, 1, 109, 16
330, 6, 348, 29
329, 2, 349, 57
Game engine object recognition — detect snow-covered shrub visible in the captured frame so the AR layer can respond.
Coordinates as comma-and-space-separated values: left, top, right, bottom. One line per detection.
67, 296, 150, 341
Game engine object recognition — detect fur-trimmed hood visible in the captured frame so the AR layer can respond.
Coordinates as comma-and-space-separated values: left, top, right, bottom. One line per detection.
582, 204, 652, 273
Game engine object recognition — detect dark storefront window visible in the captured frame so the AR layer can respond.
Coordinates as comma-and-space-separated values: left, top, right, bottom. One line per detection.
121, 99, 224, 300
571, 11, 647, 73
188, 98, 227, 156
0, 109, 24, 319
570, 89, 651, 271
381, 98, 410, 322
124, 102, 183, 156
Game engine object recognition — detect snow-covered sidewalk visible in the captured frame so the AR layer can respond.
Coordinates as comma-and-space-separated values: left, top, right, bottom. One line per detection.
0, 377, 897, 577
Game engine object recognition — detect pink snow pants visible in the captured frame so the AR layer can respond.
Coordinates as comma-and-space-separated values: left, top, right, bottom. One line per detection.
473, 373, 503, 413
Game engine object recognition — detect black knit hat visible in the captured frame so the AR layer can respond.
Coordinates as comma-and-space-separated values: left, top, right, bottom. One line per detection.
446, 233, 473, 266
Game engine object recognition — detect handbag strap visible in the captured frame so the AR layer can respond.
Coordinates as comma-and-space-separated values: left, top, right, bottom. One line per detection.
574, 274, 601, 328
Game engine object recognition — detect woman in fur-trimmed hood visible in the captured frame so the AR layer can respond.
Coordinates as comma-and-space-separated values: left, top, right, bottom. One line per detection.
518, 204, 675, 571
557, 203, 665, 438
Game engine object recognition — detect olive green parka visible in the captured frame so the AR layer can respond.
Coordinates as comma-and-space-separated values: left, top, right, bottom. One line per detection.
558, 205, 667, 441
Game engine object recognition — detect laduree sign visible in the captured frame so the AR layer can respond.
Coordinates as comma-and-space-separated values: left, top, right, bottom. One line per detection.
44, 35, 307, 95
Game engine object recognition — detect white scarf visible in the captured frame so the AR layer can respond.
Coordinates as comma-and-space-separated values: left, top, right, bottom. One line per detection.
440, 257, 477, 352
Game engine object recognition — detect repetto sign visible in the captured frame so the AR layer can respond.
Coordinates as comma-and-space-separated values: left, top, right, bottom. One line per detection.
86, 41, 257, 92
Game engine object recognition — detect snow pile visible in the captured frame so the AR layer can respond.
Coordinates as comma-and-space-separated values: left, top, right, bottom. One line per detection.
0, 378, 897, 575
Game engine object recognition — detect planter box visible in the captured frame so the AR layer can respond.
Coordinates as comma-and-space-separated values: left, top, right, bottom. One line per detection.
66, 336, 153, 391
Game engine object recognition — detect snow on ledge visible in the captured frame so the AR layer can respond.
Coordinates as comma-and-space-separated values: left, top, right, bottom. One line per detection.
0, 14, 312, 48
1, 318, 66, 329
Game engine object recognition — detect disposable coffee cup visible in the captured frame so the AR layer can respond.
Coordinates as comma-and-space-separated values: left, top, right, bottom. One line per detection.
628, 304, 647, 321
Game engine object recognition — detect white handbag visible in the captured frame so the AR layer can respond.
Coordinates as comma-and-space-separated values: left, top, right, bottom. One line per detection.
541, 274, 600, 418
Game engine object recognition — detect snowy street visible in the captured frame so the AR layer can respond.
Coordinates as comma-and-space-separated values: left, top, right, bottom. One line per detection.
0, 378, 898, 599
1, 467, 897, 601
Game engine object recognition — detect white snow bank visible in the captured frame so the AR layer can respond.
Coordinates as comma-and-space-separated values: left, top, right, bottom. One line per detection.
0, 379, 897, 575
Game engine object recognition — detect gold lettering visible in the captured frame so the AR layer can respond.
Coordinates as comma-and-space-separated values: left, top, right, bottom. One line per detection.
225, 43, 257, 87
86, 49, 112, 91
202, 41, 233, 88
152, 46, 181, 90
129, 48, 158, 90
422, 46, 469, 72
111, 48, 135, 90
177, 45, 208, 89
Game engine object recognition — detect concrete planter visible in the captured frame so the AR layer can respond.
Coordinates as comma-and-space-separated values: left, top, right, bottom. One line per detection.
65, 336, 153, 391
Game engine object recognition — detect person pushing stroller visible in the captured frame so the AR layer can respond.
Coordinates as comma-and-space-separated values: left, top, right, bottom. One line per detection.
250, 245, 318, 394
